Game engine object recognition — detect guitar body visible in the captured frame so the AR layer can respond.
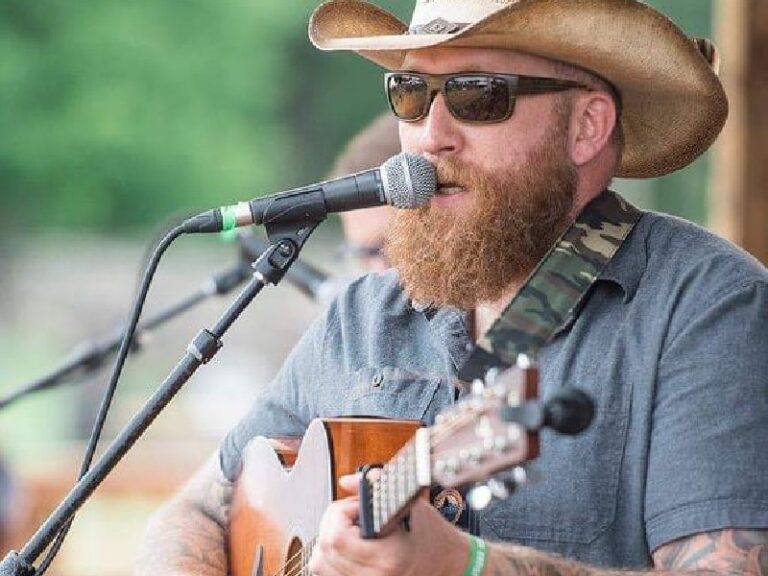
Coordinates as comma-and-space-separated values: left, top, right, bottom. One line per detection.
229, 363, 548, 574
229, 418, 421, 576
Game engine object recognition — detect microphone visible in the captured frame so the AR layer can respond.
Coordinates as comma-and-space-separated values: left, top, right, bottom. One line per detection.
238, 233, 350, 305
183, 153, 436, 234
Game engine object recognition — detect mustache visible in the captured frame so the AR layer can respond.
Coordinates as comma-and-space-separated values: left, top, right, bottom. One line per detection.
434, 158, 476, 188
433, 158, 499, 198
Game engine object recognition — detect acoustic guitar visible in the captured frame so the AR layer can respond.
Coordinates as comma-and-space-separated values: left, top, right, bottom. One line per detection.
229, 362, 543, 576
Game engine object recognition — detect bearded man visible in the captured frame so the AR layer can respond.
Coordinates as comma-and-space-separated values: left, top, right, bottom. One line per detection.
135, 1, 768, 575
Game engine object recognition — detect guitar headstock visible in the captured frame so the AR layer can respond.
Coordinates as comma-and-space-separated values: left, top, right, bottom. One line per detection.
429, 358, 540, 488
358, 357, 593, 538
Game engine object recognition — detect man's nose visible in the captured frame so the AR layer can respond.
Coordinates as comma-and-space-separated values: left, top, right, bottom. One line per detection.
417, 93, 463, 158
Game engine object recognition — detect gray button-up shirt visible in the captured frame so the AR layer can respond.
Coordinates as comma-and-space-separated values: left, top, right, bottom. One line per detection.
221, 209, 768, 569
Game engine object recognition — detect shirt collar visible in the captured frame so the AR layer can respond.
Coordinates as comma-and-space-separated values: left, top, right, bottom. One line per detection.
551, 209, 648, 336
415, 302, 473, 370
414, 210, 648, 342
595, 210, 648, 304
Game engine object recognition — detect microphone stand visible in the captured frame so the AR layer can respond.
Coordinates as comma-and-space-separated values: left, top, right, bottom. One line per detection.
0, 258, 253, 411
0, 221, 321, 576
238, 232, 331, 301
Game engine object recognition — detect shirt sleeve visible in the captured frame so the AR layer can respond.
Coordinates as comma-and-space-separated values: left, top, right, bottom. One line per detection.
218, 307, 330, 482
644, 280, 768, 551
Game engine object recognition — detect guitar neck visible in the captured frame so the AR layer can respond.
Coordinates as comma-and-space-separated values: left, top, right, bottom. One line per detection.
359, 428, 431, 538
357, 363, 542, 539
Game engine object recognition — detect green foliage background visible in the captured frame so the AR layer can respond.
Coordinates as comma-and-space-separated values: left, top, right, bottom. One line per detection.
0, 0, 712, 234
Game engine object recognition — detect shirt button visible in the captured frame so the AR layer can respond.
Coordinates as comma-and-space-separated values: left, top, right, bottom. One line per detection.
372, 374, 384, 387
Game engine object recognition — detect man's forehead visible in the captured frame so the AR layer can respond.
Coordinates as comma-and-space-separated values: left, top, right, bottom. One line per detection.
401, 46, 557, 74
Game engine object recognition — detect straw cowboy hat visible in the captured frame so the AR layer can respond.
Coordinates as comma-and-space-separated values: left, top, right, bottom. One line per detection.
309, 0, 728, 179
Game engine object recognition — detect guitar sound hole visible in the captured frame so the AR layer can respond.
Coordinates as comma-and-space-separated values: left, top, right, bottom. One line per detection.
285, 536, 304, 575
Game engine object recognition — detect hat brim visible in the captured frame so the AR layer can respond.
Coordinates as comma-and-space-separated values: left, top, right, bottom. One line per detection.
309, 0, 728, 179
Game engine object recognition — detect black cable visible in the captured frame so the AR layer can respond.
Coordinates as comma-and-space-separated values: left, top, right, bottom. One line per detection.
0, 259, 251, 411
35, 224, 187, 575
133, 208, 198, 293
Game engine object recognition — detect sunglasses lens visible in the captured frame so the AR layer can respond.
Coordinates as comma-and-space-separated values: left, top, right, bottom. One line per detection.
445, 75, 511, 122
387, 74, 429, 121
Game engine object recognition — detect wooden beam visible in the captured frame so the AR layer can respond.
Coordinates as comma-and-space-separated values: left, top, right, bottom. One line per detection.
711, 0, 768, 264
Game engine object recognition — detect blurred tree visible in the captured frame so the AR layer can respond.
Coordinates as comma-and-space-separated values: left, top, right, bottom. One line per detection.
0, 0, 299, 233
0, 0, 713, 233
281, 2, 411, 185
615, 0, 713, 223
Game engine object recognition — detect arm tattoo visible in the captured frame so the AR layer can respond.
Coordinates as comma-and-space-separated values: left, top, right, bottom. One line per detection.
653, 529, 768, 575
134, 453, 234, 576
485, 529, 768, 576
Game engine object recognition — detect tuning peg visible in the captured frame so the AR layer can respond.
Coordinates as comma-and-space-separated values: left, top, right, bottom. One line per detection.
468, 466, 538, 510
466, 483, 493, 510
486, 477, 513, 500
499, 466, 540, 488
515, 353, 536, 369
484, 366, 502, 386
466, 476, 517, 511
510, 466, 529, 486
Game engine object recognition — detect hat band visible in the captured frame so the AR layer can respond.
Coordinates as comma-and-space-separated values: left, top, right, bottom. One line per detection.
409, 18, 469, 35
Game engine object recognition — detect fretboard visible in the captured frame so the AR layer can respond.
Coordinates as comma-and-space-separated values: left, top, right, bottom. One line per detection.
367, 430, 431, 537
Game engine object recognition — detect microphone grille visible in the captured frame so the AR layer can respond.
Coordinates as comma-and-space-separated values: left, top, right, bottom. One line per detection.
381, 153, 436, 209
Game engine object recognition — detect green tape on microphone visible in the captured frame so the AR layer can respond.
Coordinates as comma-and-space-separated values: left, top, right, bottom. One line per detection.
220, 205, 238, 232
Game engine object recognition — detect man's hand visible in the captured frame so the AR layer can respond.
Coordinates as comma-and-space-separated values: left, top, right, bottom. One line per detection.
308, 474, 470, 576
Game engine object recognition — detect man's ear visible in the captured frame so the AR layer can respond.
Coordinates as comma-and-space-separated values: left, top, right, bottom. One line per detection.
567, 92, 618, 167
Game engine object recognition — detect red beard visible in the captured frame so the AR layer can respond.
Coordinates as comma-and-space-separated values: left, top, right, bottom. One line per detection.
385, 123, 576, 310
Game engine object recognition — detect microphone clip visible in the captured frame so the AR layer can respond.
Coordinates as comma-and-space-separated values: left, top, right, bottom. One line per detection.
250, 219, 322, 288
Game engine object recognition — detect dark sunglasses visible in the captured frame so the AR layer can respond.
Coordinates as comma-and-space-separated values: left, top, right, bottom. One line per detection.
385, 72, 589, 124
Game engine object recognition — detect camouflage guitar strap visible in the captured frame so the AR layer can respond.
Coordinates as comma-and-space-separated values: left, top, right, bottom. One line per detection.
458, 190, 642, 382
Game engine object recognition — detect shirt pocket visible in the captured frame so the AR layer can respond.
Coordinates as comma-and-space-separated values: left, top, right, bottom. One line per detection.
478, 401, 630, 546
317, 366, 443, 423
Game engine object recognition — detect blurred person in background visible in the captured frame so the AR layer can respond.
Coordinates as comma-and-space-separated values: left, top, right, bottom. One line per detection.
238, 111, 399, 300
135, 1, 768, 576
331, 112, 400, 273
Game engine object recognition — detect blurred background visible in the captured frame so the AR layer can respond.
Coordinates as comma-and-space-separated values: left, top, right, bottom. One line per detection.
1, 1, 765, 574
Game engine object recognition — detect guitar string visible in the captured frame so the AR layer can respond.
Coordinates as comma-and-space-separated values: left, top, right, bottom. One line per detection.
272, 536, 316, 576
267, 410, 487, 576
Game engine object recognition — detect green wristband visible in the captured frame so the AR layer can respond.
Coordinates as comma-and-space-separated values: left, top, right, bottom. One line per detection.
220, 204, 238, 232
464, 535, 488, 576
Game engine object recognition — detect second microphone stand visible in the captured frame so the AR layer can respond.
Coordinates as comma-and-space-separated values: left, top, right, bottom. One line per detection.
0, 241, 265, 411
0, 221, 320, 576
